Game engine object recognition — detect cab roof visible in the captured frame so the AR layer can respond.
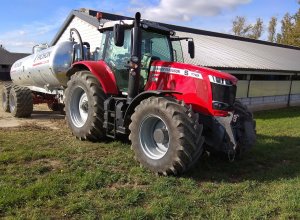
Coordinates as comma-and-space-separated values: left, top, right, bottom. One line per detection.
98, 19, 175, 36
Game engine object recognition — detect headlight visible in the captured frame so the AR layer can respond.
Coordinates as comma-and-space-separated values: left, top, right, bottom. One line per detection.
209, 75, 233, 86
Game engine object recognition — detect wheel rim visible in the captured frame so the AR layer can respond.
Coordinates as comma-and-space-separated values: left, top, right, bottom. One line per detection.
2, 91, 7, 110
70, 87, 89, 128
139, 115, 170, 160
9, 93, 15, 113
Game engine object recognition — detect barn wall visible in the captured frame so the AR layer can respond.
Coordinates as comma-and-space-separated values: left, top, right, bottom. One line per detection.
54, 16, 300, 111
56, 17, 102, 53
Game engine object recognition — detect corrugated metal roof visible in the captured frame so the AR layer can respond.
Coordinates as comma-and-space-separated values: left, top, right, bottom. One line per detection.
52, 9, 300, 72
178, 32, 300, 72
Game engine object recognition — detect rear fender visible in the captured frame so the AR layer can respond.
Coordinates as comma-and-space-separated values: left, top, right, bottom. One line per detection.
67, 60, 119, 95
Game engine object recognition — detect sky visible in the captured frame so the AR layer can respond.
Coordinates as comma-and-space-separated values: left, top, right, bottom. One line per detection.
0, 0, 298, 53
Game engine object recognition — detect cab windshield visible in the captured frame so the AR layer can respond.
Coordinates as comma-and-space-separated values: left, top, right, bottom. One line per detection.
141, 30, 172, 61
102, 29, 173, 91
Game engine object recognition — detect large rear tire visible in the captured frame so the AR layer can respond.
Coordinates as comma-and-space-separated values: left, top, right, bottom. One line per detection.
9, 85, 33, 118
129, 97, 205, 176
1, 83, 12, 112
65, 71, 106, 141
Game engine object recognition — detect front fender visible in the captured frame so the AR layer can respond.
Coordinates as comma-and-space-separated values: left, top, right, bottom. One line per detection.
68, 60, 119, 95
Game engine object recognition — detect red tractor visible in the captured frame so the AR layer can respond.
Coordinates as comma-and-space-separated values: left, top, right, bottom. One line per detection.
3, 12, 256, 175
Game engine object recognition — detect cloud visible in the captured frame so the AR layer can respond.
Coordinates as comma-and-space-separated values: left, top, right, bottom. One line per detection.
131, 0, 252, 22
0, 18, 64, 53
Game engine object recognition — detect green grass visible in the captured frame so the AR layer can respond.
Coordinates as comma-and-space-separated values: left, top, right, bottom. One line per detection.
0, 108, 300, 219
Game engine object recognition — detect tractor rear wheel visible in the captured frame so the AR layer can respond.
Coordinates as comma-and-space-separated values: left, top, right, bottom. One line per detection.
1, 83, 12, 112
65, 71, 106, 141
9, 85, 33, 118
129, 97, 205, 176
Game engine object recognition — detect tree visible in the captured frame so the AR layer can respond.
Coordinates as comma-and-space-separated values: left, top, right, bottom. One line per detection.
276, 33, 283, 44
232, 16, 264, 39
268, 17, 277, 42
249, 18, 264, 39
293, 9, 300, 46
232, 16, 252, 37
231, 3, 300, 46
280, 13, 294, 45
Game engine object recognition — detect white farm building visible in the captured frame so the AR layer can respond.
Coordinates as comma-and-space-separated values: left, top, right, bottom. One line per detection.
51, 8, 300, 111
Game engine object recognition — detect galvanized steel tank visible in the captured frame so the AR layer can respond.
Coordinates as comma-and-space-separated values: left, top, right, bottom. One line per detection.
10, 41, 76, 89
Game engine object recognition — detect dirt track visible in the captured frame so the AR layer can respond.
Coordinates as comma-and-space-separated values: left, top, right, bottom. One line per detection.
0, 81, 65, 129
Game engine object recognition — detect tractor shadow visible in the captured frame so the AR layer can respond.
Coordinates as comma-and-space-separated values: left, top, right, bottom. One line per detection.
30, 111, 65, 120
186, 134, 300, 183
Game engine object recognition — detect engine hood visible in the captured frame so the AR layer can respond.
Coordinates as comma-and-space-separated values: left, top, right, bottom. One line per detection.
145, 60, 237, 116
150, 61, 238, 85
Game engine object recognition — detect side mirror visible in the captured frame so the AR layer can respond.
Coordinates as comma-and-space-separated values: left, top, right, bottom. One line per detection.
114, 24, 124, 47
188, 41, 195, 59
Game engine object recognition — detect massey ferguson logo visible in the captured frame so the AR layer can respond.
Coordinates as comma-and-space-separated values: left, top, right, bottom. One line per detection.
150, 66, 203, 79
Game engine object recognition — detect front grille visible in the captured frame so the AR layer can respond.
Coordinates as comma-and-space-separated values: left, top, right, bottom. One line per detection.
211, 83, 236, 111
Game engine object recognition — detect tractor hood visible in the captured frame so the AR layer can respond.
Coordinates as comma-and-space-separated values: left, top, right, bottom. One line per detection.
148, 60, 238, 85
145, 61, 238, 116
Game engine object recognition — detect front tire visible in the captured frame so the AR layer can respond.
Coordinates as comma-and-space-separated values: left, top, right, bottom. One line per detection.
65, 71, 106, 141
205, 100, 256, 158
129, 97, 205, 176
9, 85, 33, 118
232, 100, 256, 155
1, 83, 12, 112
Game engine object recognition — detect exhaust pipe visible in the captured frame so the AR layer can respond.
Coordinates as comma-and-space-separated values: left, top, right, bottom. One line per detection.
127, 12, 142, 104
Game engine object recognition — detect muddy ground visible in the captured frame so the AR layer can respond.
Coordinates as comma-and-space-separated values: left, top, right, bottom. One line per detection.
0, 81, 65, 129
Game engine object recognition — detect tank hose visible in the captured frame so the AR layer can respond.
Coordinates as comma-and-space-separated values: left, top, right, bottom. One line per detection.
70, 28, 84, 62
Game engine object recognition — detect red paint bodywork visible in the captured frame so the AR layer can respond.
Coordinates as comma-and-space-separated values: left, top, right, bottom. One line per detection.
72, 60, 119, 95
73, 60, 237, 117
145, 61, 237, 116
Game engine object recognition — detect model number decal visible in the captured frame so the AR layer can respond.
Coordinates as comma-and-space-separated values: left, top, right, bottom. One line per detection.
150, 66, 203, 79
34, 51, 51, 62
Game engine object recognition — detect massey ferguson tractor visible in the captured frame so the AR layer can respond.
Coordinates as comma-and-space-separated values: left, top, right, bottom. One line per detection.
1, 12, 256, 175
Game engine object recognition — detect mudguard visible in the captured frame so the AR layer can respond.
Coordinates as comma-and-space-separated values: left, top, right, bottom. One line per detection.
67, 60, 119, 95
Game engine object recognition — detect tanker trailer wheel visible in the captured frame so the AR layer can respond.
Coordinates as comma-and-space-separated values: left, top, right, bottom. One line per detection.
129, 97, 205, 176
65, 71, 106, 141
9, 85, 33, 118
232, 100, 256, 156
48, 103, 65, 114
1, 83, 12, 112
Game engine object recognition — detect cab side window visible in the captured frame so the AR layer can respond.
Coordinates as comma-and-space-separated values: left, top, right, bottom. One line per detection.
104, 30, 131, 91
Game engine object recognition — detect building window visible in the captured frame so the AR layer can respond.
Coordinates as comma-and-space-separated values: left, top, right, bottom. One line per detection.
292, 75, 300, 80
1, 65, 9, 69
231, 74, 248, 80
250, 74, 290, 81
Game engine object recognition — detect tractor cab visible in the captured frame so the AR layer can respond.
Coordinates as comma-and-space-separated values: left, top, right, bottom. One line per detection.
97, 18, 194, 93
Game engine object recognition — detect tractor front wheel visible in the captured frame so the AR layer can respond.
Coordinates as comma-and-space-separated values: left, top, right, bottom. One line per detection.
232, 100, 256, 156
65, 71, 106, 141
129, 97, 205, 176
